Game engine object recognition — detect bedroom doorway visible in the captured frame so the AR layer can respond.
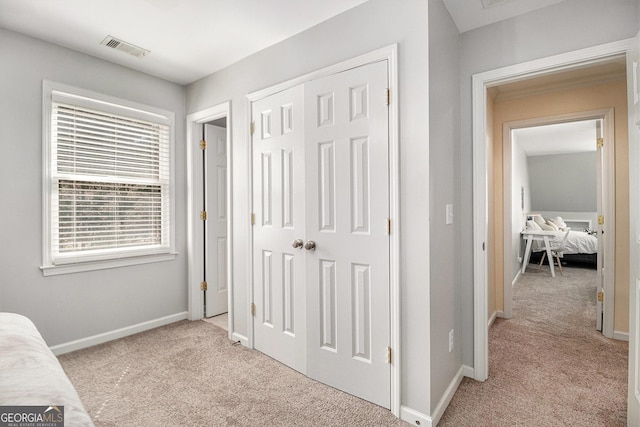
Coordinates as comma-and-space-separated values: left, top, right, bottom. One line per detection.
503, 111, 615, 336
471, 40, 632, 382
186, 102, 233, 335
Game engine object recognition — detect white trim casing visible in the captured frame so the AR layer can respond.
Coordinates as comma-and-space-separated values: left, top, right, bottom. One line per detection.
502, 109, 616, 338
185, 102, 233, 341
472, 70, 489, 381
50, 312, 188, 355
472, 39, 633, 382
245, 44, 401, 416
41, 80, 177, 275
462, 364, 475, 378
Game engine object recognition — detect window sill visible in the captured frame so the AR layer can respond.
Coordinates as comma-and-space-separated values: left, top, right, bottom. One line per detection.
40, 252, 177, 276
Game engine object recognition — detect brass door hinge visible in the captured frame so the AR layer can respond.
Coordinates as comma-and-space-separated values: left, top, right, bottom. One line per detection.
386, 218, 391, 235
386, 88, 390, 106
251, 213, 255, 225
250, 121, 255, 136
200, 281, 208, 291
386, 346, 392, 364
598, 215, 604, 225
598, 291, 604, 302
200, 139, 207, 150
596, 138, 604, 149
251, 303, 256, 316
200, 211, 208, 221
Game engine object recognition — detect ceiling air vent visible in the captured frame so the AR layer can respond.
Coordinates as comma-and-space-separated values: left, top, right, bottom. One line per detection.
100, 36, 149, 58
481, 0, 515, 9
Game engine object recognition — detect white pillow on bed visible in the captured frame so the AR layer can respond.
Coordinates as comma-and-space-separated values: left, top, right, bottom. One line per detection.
533, 216, 555, 231
546, 220, 559, 231
533, 215, 546, 227
539, 222, 555, 231
550, 216, 568, 230
526, 220, 542, 231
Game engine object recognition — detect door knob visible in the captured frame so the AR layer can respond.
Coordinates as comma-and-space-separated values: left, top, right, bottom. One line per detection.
304, 240, 316, 251
292, 239, 304, 249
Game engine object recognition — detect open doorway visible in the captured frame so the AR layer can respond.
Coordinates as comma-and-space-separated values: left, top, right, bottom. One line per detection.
503, 113, 615, 337
186, 102, 233, 337
469, 41, 632, 424
471, 40, 632, 382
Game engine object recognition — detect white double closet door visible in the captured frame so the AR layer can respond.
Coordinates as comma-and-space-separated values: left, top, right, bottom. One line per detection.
252, 61, 391, 408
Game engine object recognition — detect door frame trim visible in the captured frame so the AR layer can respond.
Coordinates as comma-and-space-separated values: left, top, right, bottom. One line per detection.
246, 44, 400, 416
501, 109, 615, 336
472, 39, 632, 381
186, 102, 234, 338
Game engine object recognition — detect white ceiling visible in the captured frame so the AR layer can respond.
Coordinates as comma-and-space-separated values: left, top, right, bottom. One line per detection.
512, 120, 598, 157
0, 0, 368, 85
0, 0, 576, 85
442, 0, 566, 33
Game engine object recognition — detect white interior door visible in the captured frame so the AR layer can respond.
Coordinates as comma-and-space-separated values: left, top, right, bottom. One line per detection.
251, 60, 390, 407
304, 60, 391, 408
627, 29, 640, 427
252, 85, 307, 372
595, 119, 604, 331
205, 124, 228, 317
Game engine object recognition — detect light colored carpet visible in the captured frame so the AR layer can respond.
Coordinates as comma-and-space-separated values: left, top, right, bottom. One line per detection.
58, 320, 405, 426
203, 313, 229, 331
439, 266, 628, 426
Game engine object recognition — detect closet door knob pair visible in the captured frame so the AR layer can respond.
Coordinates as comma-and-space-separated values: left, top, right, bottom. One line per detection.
292, 239, 316, 251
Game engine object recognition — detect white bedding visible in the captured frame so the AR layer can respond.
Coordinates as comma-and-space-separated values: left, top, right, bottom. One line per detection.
0, 313, 94, 426
533, 230, 598, 254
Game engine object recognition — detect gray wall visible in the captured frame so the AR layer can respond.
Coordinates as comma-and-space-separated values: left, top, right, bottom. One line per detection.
187, 0, 435, 416
429, 0, 462, 413
0, 28, 187, 346
459, 0, 639, 367
528, 152, 597, 212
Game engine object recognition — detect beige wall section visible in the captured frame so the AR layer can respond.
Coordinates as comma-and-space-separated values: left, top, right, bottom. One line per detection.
490, 78, 629, 333
487, 88, 497, 320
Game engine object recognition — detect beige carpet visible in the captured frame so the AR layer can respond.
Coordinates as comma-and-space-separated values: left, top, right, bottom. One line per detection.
58, 320, 405, 427
439, 266, 628, 426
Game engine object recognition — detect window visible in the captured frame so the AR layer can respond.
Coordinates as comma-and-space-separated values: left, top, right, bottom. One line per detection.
42, 82, 175, 275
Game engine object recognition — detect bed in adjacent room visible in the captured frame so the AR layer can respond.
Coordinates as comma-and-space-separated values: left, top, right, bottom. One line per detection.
525, 214, 598, 267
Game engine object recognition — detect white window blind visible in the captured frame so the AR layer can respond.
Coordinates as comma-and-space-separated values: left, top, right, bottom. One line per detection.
48, 97, 171, 265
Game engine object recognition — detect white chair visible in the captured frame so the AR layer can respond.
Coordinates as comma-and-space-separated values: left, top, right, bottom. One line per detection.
538, 230, 571, 275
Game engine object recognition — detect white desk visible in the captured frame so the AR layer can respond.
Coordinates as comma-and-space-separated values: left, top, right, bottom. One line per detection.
521, 230, 557, 277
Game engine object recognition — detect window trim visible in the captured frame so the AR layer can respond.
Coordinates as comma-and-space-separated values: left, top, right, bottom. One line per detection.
41, 80, 176, 276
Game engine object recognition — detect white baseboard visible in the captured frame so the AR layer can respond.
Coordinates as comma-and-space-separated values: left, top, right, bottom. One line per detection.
614, 330, 629, 341
512, 270, 521, 287
50, 312, 188, 355
430, 365, 465, 426
400, 405, 431, 427
488, 310, 497, 328
400, 365, 466, 427
231, 331, 249, 346
462, 364, 474, 378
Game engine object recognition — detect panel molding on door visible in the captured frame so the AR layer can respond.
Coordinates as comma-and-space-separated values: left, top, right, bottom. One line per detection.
304, 60, 391, 409
251, 60, 391, 409
205, 124, 228, 317
252, 85, 307, 373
